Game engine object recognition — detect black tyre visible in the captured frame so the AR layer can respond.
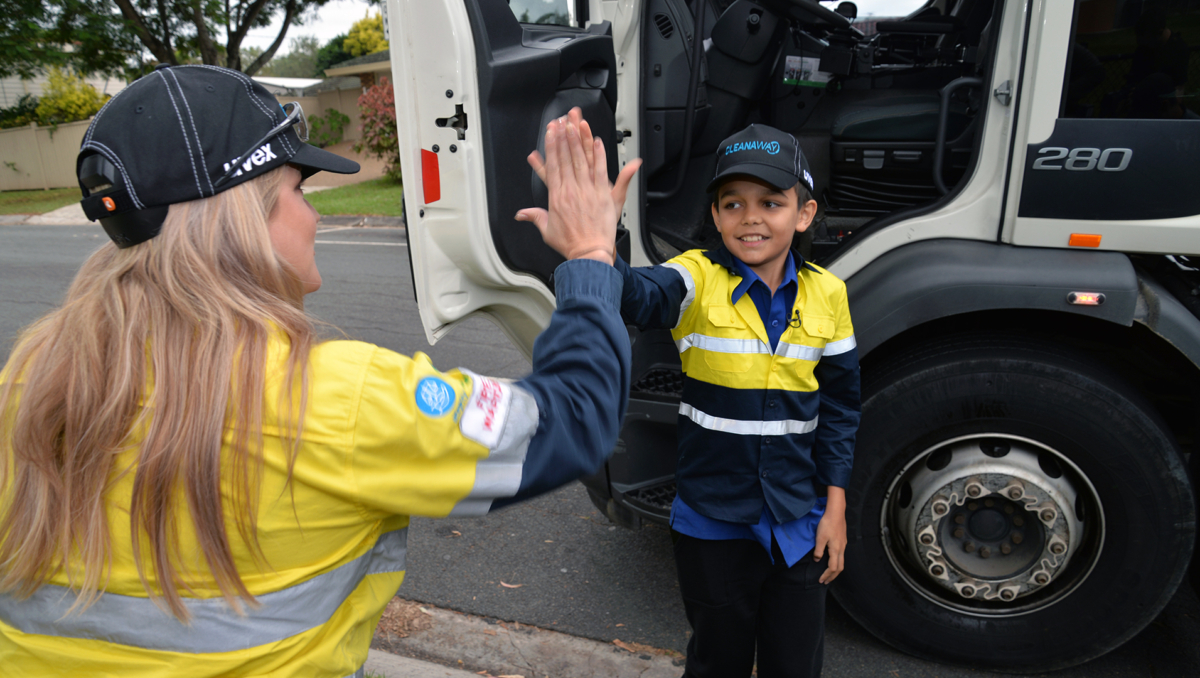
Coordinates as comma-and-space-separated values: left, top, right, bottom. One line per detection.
833, 335, 1195, 672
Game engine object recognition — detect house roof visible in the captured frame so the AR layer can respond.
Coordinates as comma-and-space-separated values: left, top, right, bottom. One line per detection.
324, 50, 392, 78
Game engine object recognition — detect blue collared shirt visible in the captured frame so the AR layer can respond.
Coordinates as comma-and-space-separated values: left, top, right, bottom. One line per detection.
669, 251, 825, 567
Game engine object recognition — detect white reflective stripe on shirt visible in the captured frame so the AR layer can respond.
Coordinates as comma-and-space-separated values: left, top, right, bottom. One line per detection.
675, 333, 772, 356
823, 334, 857, 356
679, 403, 819, 436
775, 341, 824, 362
448, 371, 538, 517
662, 263, 696, 329
0, 528, 407, 653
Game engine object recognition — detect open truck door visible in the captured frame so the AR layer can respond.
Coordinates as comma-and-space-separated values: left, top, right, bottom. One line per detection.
386, 0, 622, 356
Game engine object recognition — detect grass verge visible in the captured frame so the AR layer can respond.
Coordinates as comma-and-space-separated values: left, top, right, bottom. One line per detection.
306, 178, 405, 217
0, 187, 79, 215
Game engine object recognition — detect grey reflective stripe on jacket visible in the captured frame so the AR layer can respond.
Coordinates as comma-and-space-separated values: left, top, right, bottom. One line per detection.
448, 372, 539, 517
0, 528, 407, 653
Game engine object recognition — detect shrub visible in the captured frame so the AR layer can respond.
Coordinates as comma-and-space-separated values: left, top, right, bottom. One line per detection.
353, 77, 400, 183
307, 108, 351, 148
0, 94, 39, 129
34, 67, 108, 126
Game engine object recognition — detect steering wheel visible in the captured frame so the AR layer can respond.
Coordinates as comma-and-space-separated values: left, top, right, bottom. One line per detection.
755, 0, 853, 30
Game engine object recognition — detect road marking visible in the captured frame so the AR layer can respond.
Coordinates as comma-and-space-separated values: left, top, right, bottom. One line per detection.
315, 240, 406, 247
316, 225, 359, 234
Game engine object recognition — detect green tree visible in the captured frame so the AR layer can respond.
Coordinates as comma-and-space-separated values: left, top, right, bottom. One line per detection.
343, 12, 387, 58
0, 0, 140, 78
259, 35, 320, 77
314, 33, 353, 75
0, 0, 336, 79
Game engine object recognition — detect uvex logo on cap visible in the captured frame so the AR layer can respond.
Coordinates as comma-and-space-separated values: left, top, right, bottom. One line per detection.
725, 140, 781, 156
222, 142, 278, 180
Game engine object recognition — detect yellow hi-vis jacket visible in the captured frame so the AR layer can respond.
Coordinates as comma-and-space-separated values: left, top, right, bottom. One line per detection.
0, 260, 631, 677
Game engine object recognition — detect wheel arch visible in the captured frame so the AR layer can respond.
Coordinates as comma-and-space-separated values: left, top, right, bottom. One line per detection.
844, 239, 1200, 456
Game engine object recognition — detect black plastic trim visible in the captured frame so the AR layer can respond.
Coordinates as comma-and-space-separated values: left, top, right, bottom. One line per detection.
1134, 274, 1200, 371
844, 239, 1140, 357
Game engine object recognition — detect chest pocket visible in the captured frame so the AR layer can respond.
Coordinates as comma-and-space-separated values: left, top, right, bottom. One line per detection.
802, 314, 836, 341
701, 307, 756, 373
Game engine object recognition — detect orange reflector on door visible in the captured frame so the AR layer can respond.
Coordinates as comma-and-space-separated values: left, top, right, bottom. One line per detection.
421, 149, 441, 204
1067, 292, 1105, 306
1068, 233, 1101, 248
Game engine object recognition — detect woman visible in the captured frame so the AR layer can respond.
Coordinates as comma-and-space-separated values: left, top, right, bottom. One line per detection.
0, 66, 634, 677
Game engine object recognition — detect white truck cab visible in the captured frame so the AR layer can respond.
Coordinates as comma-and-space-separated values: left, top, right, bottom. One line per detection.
387, 0, 1200, 670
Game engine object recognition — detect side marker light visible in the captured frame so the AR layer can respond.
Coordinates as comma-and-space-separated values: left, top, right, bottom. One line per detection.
1068, 233, 1101, 248
1067, 292, 1105, 306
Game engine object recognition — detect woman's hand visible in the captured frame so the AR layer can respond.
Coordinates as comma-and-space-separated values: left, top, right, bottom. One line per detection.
516, 107, 641, 264
814, 486, 848, 584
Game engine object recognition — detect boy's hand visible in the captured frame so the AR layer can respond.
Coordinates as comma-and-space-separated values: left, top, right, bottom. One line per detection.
813, 486, 847, 584
517, 107, 642, 246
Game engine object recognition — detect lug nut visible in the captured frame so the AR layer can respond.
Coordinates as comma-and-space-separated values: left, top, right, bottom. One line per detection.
953, 528, 965, 539
980, 547, 992, 559
1001, 543, 1012, 555
1040, 509, 1056, 523
967, 485, 982, 497
919, 533, 935, 545
1004, 505, 1015, 515
1008, 488, 1022, 500
1050, 543, 1066, 555
964, 542, 977, 553
954, 514, 966, 525
961, 586, 976, 597
933, 502, 948, 516
968, 502, 979, 511
931, 565, 945, 576
1013, 516, 1024, 527
1000, 589, 1016, 601
984, 498, 995, 508
1035, 573, 1050, 585
1011, 532, 1024, 545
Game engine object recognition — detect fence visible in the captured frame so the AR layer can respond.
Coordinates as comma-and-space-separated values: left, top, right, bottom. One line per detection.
0, 119, 91, 191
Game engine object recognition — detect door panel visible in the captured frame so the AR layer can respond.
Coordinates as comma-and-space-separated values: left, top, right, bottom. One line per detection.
1006, 0, 1200, 253
389, 0, 619, 354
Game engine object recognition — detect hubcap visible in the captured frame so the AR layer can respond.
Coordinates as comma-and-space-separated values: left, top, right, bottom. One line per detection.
882, 434, 1104, 615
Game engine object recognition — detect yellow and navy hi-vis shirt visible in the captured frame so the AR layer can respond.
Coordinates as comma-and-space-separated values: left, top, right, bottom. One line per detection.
0, 259, 629, 678
616, 246, 860, 525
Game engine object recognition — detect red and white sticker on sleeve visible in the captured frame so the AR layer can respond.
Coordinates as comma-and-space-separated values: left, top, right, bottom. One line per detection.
458, 371, 513, 451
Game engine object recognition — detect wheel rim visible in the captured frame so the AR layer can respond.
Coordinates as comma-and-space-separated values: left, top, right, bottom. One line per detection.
880, 434, 1105, 617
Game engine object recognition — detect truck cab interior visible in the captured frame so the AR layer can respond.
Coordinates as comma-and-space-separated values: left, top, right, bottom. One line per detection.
640, 0, 1001, 264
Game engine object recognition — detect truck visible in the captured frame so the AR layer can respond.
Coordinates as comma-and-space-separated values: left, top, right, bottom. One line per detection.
385, 0, 1200, 670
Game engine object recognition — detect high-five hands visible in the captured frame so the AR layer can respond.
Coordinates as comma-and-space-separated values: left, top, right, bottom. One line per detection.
516, 108, 642, 265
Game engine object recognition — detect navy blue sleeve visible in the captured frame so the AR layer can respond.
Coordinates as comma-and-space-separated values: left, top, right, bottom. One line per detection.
615, 255, 689, 330
811, 343, 860, 490
492, 259, 631, 507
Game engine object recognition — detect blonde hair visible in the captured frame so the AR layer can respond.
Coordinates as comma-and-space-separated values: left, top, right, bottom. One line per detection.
0, 166, 315, 621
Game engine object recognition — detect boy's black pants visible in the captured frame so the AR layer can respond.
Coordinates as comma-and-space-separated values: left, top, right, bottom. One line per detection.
672, 530, 827, 678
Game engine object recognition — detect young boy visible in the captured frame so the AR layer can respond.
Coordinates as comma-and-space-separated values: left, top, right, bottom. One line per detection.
618, 124, 861, 678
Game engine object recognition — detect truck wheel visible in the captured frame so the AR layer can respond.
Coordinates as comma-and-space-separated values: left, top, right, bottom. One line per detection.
834, 336, 1195, 671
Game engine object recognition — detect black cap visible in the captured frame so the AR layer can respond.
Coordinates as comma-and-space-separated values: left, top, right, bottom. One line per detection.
76, 65, 360, 248
706, 124, 814, 195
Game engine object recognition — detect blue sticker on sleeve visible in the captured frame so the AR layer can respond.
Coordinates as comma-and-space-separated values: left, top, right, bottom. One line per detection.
415, 376, 456, 417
